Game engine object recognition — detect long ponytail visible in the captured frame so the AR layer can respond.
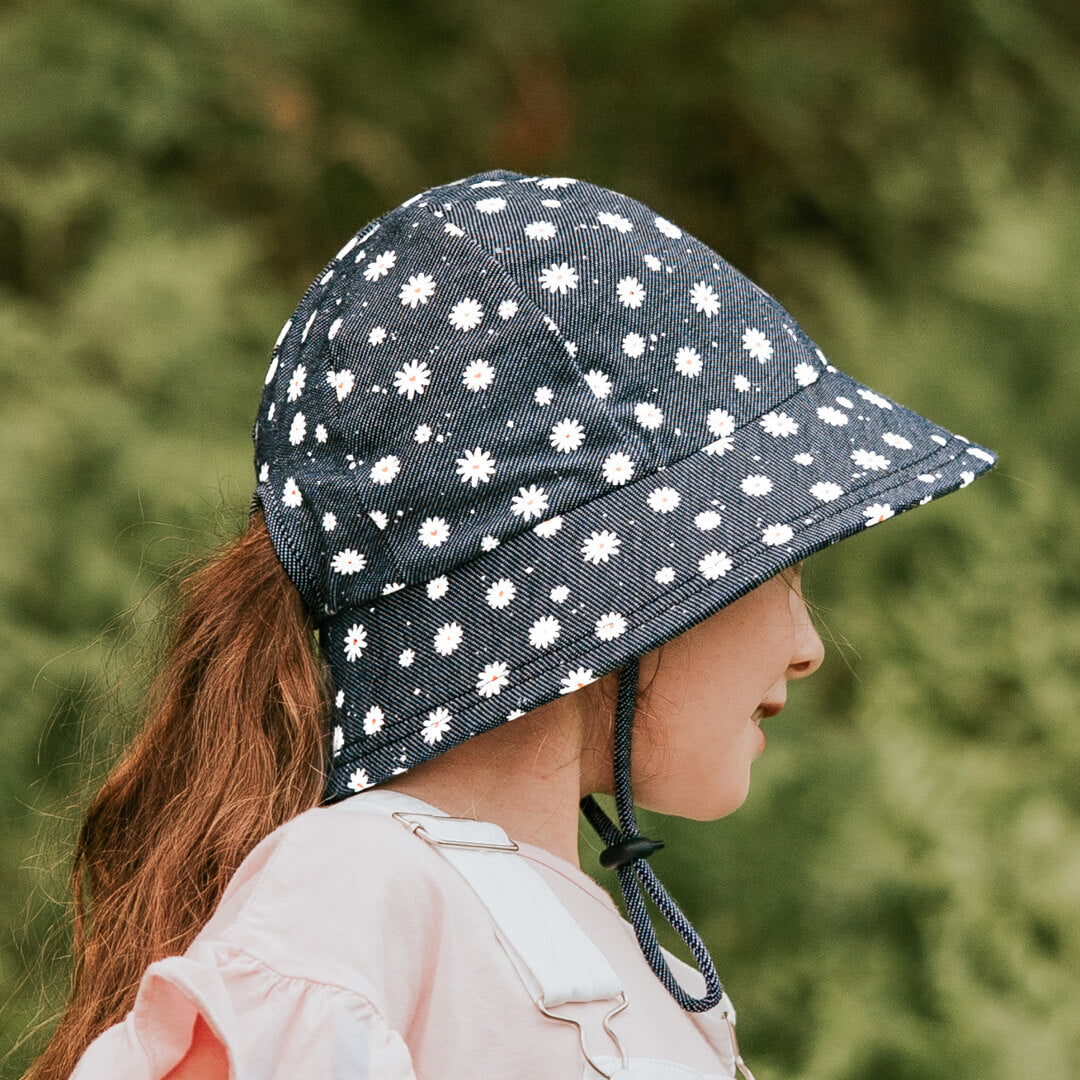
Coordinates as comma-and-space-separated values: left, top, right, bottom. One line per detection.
25, 507, 330, 1080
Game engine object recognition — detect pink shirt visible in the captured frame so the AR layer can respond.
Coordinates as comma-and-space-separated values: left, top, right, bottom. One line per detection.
70, 795, 741, 1078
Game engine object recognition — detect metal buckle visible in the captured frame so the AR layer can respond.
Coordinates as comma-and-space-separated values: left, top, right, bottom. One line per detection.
391, 811, 520, 852
536, 991, 630, 1078
722, 1010, 757, 1080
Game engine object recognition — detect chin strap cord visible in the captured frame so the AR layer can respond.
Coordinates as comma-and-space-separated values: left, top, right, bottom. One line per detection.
580, 656, 724, 1013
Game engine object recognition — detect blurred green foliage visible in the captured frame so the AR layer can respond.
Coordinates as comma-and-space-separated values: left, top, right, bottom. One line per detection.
2, 0, 1078, 1076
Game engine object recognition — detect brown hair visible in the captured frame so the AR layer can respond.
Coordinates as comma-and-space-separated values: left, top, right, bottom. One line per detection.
24, 507, 330, 1080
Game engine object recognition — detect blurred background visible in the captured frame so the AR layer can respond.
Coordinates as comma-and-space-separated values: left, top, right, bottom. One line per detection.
2, 1, 1078, 1076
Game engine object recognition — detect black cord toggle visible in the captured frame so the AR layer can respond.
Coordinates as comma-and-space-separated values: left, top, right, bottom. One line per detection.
599, 834, 665, 869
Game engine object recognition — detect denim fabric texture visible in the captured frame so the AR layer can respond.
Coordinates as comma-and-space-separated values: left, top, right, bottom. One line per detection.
250, 169, 997, 803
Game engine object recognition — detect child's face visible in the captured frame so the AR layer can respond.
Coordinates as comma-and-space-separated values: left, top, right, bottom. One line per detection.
633, 563, 824, 820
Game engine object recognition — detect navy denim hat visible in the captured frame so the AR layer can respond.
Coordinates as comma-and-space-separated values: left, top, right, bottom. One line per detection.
250, 168, 997, 1010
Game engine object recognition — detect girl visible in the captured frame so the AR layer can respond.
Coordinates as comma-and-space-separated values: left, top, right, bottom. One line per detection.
33, 169, 996, 1079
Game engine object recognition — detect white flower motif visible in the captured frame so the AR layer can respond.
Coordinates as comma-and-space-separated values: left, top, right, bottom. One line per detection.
958, 470, 976, 488
433, 623, 464, 656
347, 768, 373, 792
427, 576, 449, 599
510, 484, 549, 521
418, 516, 450, 547
690, 281, 720, 317
560, 667, 597, 694
398, 648, 415, 667
655, 566, 676, 584
480, 535, 500, 551
538, 261, 579, 295
400, 272, 437, 308
623, 332, 646, 358
322, 511, 337, 531
370, 455, 400, 485
882, 432, 913, 450
529, 614, 562, 650
315, 424, 328, 443
581, 529, 621, 564
647, 486, 681, 513
368, 326, 387, 346
537, 176, 576, 190
733, 374, 751, 392
265, 355, 280, 385
584, 369, 612, 399
550, 418, 586, 453
332, 549, 367, 575
565, 341, 578, 358
498, 299, 519, 319
851, 449, 890, 471
343, 623, 367, 661
332, 725, 344, 756
363, 706, 385, 735
328, 317, 342, 340
793, 452, 814, 465
674, 346, 702, 377
550, 584, 570, 603
449, 297, 483, 332
654, 215, 682, 238
741, 474, 773, 497
762, 523, 794, 546
836, 396, 854, 408
422, 707, 452, 743
968, 447, 996, 464
282, 477, 302, 507
456, 446, 496, 487
857, 387, 893, 410
760, 411, 799, 437
524, 220, 557, 240
595, 612, 628, 641
707, 408, 736, 437
602, 452, 634, 486
287, 364, 307, 402
289, 412, 306, 445
699, 550, 733, 579
817, 406, 849, 426
533, 515, 564, 537
383, 582, 406, 595
643, 254, 662, 271
486, 578, 517, 608
597, 211, 633, 232
634, 402, 664, 430
793, 362, 819, 386
476, 196, 506, 214
863, 503, 894, 526
415, 424, 432, 443
369, 510, 388, 529
810, 481, 844, 502
462, 358, 495, 391
259, 462, 269, 482
476, 661, 510, 697
742, 328, 773, 362
394, 359, 432, 400
334, 689, 344, 709
534, 385, 553, 406
616, 276, 645, 308
695, 510, 722, 530
703, 436, 734, 456
364, 250, 397, 281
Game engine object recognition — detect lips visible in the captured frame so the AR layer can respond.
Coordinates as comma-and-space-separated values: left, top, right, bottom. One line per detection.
753, 701, 785, 724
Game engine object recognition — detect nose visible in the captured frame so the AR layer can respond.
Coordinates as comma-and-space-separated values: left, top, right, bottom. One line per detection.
787, 594, 825, 681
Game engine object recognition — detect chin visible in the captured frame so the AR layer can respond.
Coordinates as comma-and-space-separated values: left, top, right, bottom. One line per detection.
643, 778, 751, 821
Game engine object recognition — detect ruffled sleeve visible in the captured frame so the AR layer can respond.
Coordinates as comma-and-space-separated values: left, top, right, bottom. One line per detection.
69, 940, 418, 1080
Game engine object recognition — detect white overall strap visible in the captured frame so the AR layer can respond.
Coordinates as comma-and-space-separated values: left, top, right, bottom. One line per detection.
346, 789, 623, 1008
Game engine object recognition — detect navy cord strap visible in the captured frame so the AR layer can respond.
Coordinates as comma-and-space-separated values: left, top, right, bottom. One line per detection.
580, 657, 725, 1013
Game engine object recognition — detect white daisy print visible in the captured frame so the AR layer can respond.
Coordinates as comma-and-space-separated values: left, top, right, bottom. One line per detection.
529, 616, 561, 649
836, 396, 854, 409
581, 529, 621, 564
695, 510, 722, 530
398, 648, 415, 667
334, 689, 344, 710
655, 566, 676, 584
332, 725, 344, 756
322, 511, 337, 531
289, 412, 306, 445
315, 424, 328, 443
538, 176, 576, 190
476, 196, 506, 214
550, 584, 570, 603
882, 432, 913, 450
810, 481, 843, 502
267, 403, 275, 420
674, 346, 702, 377
817, 406, 849, 426
287, 364, 307, 402
510, 483, 549, 521
647, 486, 681, 513
584, 369, 613, 399
793, 362, 819, 386
741, 474, 773, 497
524, 220, 557, 241
368, 326, 387, 346
399, 272, 436, 308
418, 516, 450, 547
762, 523, 795, 546
539, 261, 579, 294
654, 215, 682, 238
427, 576, 449, 599
550, 418, 586, 453
476, 661, 510, 698
480, 535, 500, 551
760, 411, 799, 437
344, 623, 367, 661
602, 452, 635, 485
863, 503, 895, 526
433, 623, 464, 656
560, 667, 597, 694
598, 211, 633, 232
370, 455, 400, 485
449, 297, 483, 332
690, 281, 720, 317
498, 299, 519, 319
533, 515, 564, 537
707, 408, 736, 437
535, 385, 553, 406
422, 707, 452, 744
643, 254, 662, 271
415, 424, 432, 443
383, 582, 406, 596
265, 355, 279, 385
565, 341, 578, 358
369, 510, 389, 529
282, 478, 302, 507
347, 768, 373, 792
595, 612, 628, 641
332, 549, 367, 575
486, 578, 517, 608
733, 374, 752, 392
851, 448, 890, 471
958, 470, 976, 488
793, 452, 814, 465
857, 387, 893, 410
634, 402, 664, 430
616, 276, 645, 308
363, 706, 385, 735
742, 328, 773, 362
394, 359, 432, 399
704, 436, 734, 456
699, 550, 733, 579
456, 446, 496, 486
259, 462, 269, 482
623, 332, 646, 358
462, 358, 496, 391
364, 250, 397, 281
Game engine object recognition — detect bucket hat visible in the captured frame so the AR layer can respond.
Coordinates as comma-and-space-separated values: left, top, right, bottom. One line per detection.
250, 168, 997, 1010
